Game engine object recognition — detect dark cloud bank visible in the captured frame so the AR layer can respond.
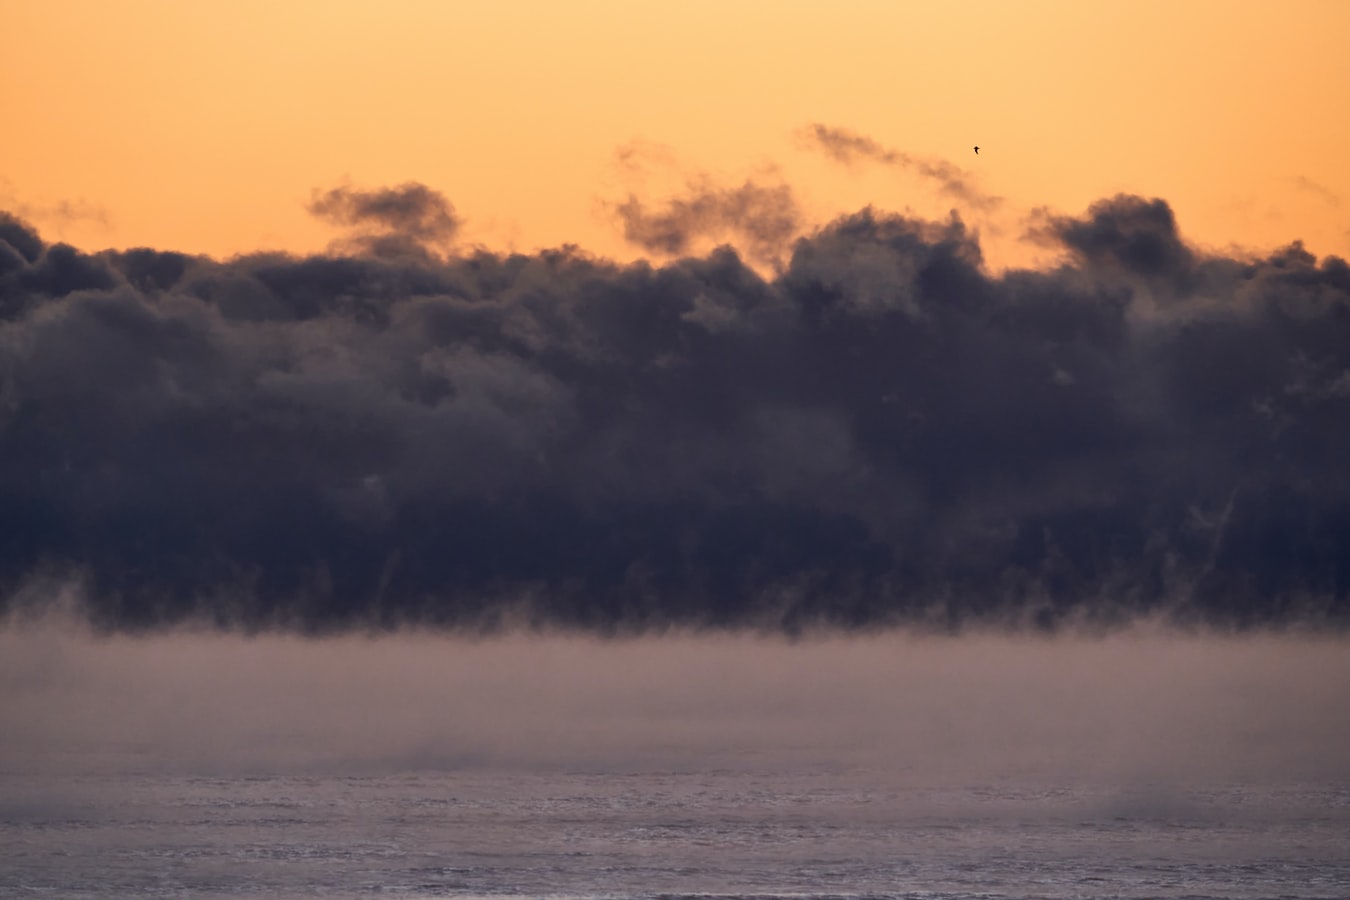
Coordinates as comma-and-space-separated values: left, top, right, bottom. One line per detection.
3, 189, 1350, 634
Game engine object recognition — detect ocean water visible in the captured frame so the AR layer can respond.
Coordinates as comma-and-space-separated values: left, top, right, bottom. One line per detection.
3, 769, 1348, 900
5, 630, 1350, 899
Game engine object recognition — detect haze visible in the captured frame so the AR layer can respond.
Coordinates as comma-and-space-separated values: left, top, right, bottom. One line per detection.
4, 616, 1347, 786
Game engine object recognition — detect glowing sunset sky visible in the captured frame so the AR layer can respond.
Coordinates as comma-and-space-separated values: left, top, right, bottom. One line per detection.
4, 0, 1348, 269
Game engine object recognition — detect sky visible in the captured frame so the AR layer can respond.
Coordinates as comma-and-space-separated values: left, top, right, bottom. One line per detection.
3, 1, 1350, 633
3, 1, 1348, 269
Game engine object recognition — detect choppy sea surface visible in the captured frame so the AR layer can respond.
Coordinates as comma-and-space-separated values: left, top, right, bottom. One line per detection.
3, 769, 1347, 900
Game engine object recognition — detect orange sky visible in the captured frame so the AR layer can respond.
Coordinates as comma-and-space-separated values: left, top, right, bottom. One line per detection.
4, 0, 1348, 271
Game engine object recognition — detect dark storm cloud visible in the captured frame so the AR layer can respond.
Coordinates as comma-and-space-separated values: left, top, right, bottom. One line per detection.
800, 124, 1003, 212
307, 182, 461, 259
2, 189, 1350, 633
1028, 195, 1197, 284
0, 212, 44, 265
612, 177, 802, 268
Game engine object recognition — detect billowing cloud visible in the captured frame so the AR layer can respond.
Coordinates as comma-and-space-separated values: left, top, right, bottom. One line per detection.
2, 189, 1349, 634
1028, 194, 1196, 284
612, 177, 802, 268
307, 182, 461, 259
800, 123, 1002, 212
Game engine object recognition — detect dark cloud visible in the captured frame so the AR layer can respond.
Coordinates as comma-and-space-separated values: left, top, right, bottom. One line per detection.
307, 182, 461, 260
2, 190, 1349, 634
612, 177, 802, 268
0, 212, 45, 265
800, 124, 1003, 212
1029, 195, 1197, 286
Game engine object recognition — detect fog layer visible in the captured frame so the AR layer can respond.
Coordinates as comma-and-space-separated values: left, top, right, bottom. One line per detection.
3, 624, 1346, 783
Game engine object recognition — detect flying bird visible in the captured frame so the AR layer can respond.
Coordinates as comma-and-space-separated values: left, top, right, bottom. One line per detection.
974, 146, 979, 155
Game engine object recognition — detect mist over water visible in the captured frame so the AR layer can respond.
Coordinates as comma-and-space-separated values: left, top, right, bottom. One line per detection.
6, 614, 1350, 899
4, 616, 1347, 785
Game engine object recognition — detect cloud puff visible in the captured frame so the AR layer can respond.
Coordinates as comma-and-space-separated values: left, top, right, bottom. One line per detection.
1, 191, 1349, 633
1288, 176, 1341, 208
308, 182, 461, 260
612, 177, 802, 269
800, 124, 1002, 212
1030, 195, 1195, 283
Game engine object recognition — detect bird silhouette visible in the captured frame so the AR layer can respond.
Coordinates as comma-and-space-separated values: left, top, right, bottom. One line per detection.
974, 146, 980, 155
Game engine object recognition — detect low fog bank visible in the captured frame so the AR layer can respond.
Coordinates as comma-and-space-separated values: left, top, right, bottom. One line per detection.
3, 620, 1347, 785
